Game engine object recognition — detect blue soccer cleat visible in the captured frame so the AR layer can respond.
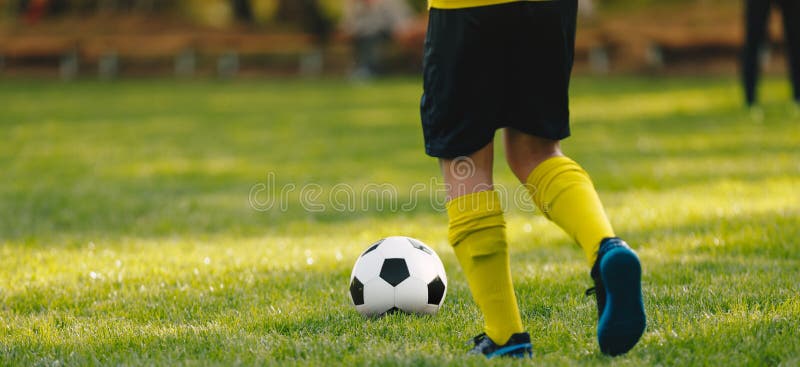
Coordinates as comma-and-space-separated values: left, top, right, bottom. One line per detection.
467, 332, 533, 359
586, 237, 646, 356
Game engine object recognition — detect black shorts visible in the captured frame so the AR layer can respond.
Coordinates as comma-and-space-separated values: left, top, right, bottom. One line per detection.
420, 0, 577, 158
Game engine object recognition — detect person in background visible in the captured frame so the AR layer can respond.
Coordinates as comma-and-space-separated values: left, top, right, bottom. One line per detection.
742, 0, 800, 114
22, 0, 50, 24
341, 0, 412, 80
578, 0, 595, 19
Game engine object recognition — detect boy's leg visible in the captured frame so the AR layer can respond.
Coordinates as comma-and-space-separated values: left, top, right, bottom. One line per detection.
742, 0, 771, 106
504, 129, 613, 265
420, 3, 533, 357
778, 0, 800, 103
442, 142, 525, 347
504, 128, 645, 356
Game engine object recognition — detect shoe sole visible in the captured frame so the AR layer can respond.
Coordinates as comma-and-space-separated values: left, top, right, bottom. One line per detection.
485, 344, 533, 359
597, 247, 646, 356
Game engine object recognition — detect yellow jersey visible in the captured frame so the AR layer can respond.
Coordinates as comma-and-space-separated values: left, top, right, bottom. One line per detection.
429, 0, 551, 10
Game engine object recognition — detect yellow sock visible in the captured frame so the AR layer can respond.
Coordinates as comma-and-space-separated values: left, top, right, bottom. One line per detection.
525, 156, 615, 265
447, 190, 523, 345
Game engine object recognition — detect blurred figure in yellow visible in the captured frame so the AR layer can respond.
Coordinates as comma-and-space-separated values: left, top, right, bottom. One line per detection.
341, 0, 412, 80
742, 0, 800, 111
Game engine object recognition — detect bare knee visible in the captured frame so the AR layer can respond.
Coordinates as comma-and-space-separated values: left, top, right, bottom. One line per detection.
440, 142, 495, 199
504, 128, 562, 182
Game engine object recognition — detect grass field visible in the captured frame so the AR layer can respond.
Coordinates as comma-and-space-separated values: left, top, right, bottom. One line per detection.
1, 76, 799, 366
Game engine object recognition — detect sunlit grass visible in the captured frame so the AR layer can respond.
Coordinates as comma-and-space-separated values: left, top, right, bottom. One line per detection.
1, 76, 799, 366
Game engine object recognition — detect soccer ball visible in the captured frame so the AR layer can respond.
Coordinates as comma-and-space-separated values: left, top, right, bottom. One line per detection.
349, 236, 448, 317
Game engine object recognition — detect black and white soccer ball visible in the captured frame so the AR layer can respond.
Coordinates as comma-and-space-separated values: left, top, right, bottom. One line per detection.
349, 236, 447, 317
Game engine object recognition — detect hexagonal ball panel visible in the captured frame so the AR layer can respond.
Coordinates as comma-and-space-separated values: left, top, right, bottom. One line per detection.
394, 277, 428, 314
358, 278, 395, 317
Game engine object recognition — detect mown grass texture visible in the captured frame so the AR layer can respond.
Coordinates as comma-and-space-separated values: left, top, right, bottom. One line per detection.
0, 76, 798, 366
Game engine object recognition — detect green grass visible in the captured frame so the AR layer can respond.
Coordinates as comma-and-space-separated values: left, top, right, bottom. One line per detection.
1, 76, 799, 366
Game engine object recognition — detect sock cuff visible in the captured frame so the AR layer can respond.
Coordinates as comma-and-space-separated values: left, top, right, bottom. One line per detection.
524, 156, 589, 213
525, 156, 583, 187
446, 190, 503, 218
447, 190, 505, 247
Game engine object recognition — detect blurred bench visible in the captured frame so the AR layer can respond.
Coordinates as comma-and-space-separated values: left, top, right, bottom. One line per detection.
572, 3, 794, 74
81, 34, 195, 78
1, 4, 774, 78
0, 35, 79, 78
595, 13, 746, 72
0, 31, 331, 79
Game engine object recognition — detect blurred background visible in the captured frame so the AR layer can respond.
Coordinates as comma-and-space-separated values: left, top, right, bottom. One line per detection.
0, 0, 793, 80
